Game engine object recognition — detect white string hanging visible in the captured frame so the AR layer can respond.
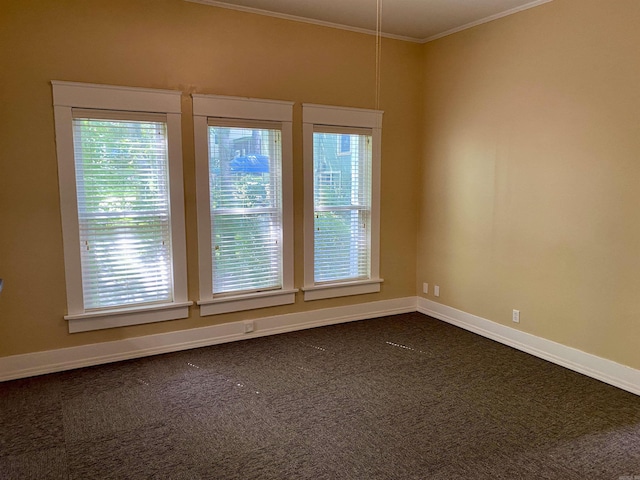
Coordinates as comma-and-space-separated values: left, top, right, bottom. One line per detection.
375, 0, 383, 110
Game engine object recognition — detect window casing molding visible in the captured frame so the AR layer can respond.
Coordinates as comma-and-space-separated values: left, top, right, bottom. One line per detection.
52, 81, 191, 333
192, 94, 296, 316
302, 104, 383, 301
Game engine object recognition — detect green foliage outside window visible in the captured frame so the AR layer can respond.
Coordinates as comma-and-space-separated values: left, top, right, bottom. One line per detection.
313, 132, 370, 282
209, 126, 282, 294
73, 118, 172, 308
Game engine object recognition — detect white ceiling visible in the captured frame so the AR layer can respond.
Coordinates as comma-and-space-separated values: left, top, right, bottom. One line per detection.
187, 0, 553, 43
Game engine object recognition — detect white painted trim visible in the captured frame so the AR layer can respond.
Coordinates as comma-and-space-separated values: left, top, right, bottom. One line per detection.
280, 120, 295, 298
0, 297, 416, 382
192, 93, 295, 315
166, 112, 190, 305
302, 122, 315, 291
53, 104, 84, 315
3, 295, 638, 398
421, 0, 555, 43
417, 298, 640, 397
67, 303, 192, 333
302, 104, 383, 129
65, 301, 194, 321
183, 0, 420, 44
192, 94, 294, 121
198, 289, 298, 316
52, 82, 190, 333
51, 81, 181, 113
302, 104, 383, 300
194, 114, 215, 302
370, 125, 382, 280
303, 279, 383, 301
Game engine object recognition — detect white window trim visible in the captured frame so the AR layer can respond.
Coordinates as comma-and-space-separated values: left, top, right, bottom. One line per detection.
52, 81, 192, 333
192, 94, 297, 316
302, 104, 384, 301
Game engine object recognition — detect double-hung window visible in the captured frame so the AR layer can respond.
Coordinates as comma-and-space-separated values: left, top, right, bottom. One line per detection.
302, 104, 383, 301
193, 95, 296, 315
52, 81, 190, 332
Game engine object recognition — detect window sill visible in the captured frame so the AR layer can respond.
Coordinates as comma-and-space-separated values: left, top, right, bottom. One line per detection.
198, 289, 298, 316
65, 301, 193, 333
302, 279, 383, 301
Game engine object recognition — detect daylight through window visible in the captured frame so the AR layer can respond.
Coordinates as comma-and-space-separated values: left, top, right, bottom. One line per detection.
73, 116, 173, 309
313, 129, 372, 283
208, 122, 283, 294
302, 103, 383, 301
193, 94, 295, 316
53, 81, 190, 333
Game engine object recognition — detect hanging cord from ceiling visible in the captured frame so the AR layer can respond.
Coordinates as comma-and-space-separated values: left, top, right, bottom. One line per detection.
375, 0, 382, 110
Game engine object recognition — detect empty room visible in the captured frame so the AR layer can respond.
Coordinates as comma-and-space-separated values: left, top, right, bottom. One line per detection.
1, 0, 639, 478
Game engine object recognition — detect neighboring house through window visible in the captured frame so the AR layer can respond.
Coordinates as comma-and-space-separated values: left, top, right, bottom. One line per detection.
302, 104, 383, 301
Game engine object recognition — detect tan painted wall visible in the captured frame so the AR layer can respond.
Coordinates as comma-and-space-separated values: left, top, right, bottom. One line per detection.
0, 0, 421, 356
418, 0, 640, 370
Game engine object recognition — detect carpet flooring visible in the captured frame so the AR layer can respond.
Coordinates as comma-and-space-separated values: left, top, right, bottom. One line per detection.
1, 312, 639, 479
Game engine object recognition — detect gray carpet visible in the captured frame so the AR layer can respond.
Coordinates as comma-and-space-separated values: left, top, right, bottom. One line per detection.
1, 312, 639, 479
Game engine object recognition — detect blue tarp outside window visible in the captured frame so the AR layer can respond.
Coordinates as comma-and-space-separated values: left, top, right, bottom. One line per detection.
229, 154, 269, 173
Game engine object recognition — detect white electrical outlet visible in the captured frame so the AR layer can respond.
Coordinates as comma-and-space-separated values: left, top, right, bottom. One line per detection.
512, 310, 520, 323
423, 283, 429, 294
244, 320, 255, 333
434, 285, 440, 297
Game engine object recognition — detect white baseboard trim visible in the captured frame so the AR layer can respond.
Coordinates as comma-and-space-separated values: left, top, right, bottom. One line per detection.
3, 295, 639, 397
0, 297, 416, 382
417, 298, 640, 396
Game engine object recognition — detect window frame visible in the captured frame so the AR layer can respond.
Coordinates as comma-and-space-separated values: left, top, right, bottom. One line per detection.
52, 81, 191, 333
302, 104, 383, 301
192, 94, 296, 316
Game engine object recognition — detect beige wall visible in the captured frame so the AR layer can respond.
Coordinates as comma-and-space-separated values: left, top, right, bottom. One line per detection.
418, 0, 640, 370
0, 0, 421, 356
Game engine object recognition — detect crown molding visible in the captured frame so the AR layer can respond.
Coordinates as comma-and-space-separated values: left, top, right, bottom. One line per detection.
184, 0, 422, 43
185, 0, 554, 45
420, 0, 554, 43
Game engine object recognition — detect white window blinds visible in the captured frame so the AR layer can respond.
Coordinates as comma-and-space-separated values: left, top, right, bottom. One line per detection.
313, 129, 372, 283
72, 114, 174, 309
208, 121, 283, 294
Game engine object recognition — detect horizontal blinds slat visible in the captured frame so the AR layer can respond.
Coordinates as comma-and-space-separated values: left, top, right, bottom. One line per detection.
211, 212, 282, 293
313, 125, 372, 135
314, 209, 370, 282
312, 130, 372, 283
73, 117, 174, 310
72, 109, 166, 123
208, 125, 284, 295
207, 118, 282, 130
